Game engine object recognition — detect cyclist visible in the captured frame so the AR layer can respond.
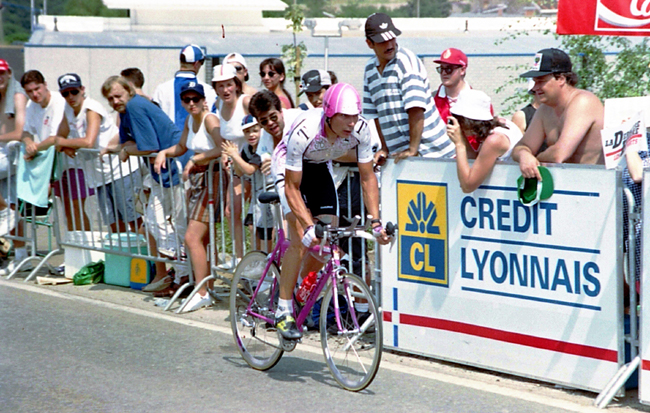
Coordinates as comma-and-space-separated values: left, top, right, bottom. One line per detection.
274, 83, 390, 340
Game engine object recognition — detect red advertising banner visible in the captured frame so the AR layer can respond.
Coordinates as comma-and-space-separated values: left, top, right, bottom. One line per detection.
558, 0, 650, 36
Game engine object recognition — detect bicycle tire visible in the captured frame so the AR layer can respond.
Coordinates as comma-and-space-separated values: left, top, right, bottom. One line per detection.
320, 273, 383, 391
230, 251, 284, 370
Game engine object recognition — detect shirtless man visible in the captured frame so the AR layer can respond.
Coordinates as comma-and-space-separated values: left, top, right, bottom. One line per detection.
512, 48, 604, 180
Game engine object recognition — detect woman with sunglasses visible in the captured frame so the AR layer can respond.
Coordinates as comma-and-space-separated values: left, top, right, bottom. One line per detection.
259, 58, 294, 110
154, 81, 223, 312
446, 89, 522, 193
211, 64, 252, 269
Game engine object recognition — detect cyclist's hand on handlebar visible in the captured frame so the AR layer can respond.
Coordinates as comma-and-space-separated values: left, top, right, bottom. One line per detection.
302, 225, 321, 247
371, 225, 391, 245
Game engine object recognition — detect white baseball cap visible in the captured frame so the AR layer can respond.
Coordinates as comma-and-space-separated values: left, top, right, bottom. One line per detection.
450, 89, 493, 121
224, 52, 247, 70
212, 64, 238, 83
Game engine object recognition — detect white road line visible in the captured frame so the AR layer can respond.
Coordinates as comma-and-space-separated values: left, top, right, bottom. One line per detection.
1, 279, 606, 412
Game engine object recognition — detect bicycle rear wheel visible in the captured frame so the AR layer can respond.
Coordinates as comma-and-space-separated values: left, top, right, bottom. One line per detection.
230, 251, 283, 370
320, 273, 383, 391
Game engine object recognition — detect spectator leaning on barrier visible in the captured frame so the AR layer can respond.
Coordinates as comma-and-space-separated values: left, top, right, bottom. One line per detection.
152, 44, 217, 132
363, 13, 454, 165
433, 48, 471, 124
37, 73, 96, 232
211, 64, 251, 269
298, 69, 332, 110
223, 52, 258, 97
101, 75, 189, 293
53, 73, 141, 233
154, 81, 223, 311
0, 59, 26, 262
446, 89, 523, 193
6, 70, 66, 275
512, 48, 605, 180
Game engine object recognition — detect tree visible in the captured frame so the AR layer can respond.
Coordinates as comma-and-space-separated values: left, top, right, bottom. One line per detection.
64, 0, 128, 17
281, 4, 307, 103
495, 29, 650, 115
404, 0, 452, 18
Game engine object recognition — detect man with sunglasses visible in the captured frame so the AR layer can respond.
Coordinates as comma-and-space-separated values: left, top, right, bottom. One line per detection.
433, 48, 471, 124
249, 90, 302, 183
152, 44, 216, 131
363, 13, 454, 165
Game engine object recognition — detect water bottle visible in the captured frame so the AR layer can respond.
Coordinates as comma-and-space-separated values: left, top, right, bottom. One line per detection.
296, 271, 318, 305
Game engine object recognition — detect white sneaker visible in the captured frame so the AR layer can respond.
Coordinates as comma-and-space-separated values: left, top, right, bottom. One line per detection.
182, 293, 213, 312
0, 208, 16, 237
0, 260, 35, 276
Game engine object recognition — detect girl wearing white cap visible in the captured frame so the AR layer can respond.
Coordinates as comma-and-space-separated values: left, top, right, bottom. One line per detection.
446, 89, 522, 193
223, 52, 258, 97
154, 81, 223, 311
211, 64, 252, 268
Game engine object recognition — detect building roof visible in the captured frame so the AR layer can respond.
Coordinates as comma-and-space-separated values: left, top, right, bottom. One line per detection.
102, 0, 287, 11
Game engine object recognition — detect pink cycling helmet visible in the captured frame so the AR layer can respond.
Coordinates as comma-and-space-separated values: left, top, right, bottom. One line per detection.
322, 83, 361, 118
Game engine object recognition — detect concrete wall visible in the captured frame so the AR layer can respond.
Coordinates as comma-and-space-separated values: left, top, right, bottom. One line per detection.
24, 46, 210, 106
0, 46, 25, 80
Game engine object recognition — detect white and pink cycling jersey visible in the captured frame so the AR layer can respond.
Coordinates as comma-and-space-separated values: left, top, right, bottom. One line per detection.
283, 108, 374, 172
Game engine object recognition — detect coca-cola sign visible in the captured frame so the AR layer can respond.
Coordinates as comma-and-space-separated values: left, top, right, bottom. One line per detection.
597, 0, 650, 31
558, 0, 650, 36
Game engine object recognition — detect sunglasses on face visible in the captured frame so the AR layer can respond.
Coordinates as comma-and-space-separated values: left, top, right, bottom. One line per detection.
233, 65, 245, 72
61, 89, 80, 98
259, 113, 279, 126
260, 71, 277, 78
0, 70, 7, 76
436, 65, 461, 75
182, 96, 203, 104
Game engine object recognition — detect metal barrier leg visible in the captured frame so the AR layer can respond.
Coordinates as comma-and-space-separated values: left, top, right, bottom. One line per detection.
596, 355, 640, 409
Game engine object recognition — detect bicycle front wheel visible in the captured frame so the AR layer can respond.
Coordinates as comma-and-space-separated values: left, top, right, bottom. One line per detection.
230, 251, 283, 370
320, 273, 383, 391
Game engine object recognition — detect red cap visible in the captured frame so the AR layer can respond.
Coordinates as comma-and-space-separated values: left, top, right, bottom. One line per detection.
434, 48, 468, 67
0, 59, 9, 71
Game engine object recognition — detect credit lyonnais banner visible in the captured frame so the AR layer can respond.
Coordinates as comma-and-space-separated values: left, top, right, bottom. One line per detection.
558, 0, 650, 36
381, 159, 623, 392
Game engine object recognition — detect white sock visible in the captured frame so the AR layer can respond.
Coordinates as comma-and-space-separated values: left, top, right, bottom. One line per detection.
354, 302, 369, 313
14, 247, 27, 262
276, 298, 293, 318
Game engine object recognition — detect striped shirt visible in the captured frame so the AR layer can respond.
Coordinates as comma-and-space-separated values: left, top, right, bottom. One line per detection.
363, 46, 455, 158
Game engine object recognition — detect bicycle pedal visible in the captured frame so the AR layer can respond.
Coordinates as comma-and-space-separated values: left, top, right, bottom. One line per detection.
279, 335, 299, 351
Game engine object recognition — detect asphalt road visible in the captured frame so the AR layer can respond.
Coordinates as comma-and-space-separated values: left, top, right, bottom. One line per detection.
0, 281, 638, 413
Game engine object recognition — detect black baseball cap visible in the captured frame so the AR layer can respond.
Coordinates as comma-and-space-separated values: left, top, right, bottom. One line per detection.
520, 48, 572, 78
365, 13, 401, 43
58, 73, 82, 91
299, 70, 332, 95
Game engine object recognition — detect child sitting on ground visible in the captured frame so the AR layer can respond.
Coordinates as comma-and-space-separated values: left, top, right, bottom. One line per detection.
221, 115, 274, 252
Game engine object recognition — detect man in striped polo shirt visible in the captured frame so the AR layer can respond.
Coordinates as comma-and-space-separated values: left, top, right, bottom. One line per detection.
363, 13, 455, 164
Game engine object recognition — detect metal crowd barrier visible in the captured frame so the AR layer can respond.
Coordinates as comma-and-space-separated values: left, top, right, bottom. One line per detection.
1, 144, 380, 309
1, 141, 62, 281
